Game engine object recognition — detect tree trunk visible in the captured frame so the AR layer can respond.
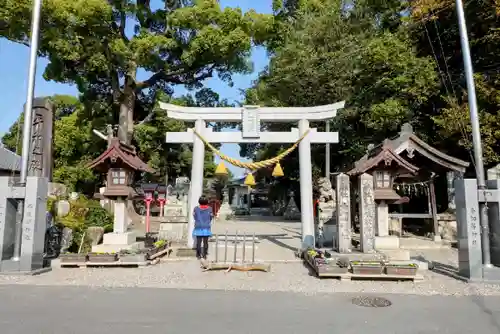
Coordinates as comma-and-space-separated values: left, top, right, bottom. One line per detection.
118, 83, 136, 144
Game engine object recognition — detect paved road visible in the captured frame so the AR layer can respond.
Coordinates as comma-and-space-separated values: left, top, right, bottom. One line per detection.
1, 285, 500, 334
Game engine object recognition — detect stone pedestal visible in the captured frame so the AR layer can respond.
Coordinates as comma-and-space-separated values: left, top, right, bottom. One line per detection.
335, 173, 352, 253
359, 173, 375, 253
113, 200, 127, 234
91, 200, 141, 253
0, 177, 50, 274
376, 200, 389, 236
374, 236, 400, 249
218, 188, 233, 220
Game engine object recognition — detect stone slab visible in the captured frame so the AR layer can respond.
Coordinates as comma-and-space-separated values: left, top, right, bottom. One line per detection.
374, 236, 400, 250
91, 242, 144, 253
377, 249, 410, 261
102, 232, 136, 245
158, 222, 187, 242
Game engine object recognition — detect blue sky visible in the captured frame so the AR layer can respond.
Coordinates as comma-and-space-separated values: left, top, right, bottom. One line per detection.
0, 0, 272, 178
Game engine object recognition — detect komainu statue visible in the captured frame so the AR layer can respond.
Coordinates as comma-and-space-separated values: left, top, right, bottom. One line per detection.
314, 177, 337, 247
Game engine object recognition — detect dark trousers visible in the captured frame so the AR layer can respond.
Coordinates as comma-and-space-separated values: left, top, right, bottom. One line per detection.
196, 236, 209, 259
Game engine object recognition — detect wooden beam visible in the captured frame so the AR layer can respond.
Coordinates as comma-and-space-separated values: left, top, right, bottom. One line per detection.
166, 128, 339, 144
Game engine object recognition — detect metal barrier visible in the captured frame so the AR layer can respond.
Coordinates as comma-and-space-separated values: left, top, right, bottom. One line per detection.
201, 230, 270, 272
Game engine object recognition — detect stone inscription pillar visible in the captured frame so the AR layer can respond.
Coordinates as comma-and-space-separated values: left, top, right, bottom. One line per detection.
27, 98, 54, 180
359, 173, 375, 253
187, 119, 206, 248
298, 119, 315, 248
455, 178, 483, 281
335, 173, 351, 253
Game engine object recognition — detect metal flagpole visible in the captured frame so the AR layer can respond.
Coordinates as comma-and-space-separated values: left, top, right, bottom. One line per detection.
12, 0, 43, 261
455, 0, 491, 267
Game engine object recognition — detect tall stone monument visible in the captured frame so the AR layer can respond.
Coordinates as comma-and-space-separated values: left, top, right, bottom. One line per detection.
335, 173, 352, 253
0, 97, 54, 274
359, 173, 375, 253
28, 98, 54, 179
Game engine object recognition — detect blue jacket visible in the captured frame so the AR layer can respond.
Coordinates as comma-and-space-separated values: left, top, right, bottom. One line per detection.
193, 206, 213, 236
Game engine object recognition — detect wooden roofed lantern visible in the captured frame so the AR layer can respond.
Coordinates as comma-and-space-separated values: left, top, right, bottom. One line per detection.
88, 137, 155, 199
348, 140, 419, 203
348, 122, 470, 243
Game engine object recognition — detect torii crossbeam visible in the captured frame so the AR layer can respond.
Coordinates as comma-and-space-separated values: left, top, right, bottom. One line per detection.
161, 102, 345, 248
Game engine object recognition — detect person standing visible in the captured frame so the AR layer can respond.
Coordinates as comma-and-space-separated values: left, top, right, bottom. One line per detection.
193, 196, 213, 259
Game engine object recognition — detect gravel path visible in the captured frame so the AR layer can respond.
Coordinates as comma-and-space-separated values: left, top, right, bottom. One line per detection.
0, 259, 499, 296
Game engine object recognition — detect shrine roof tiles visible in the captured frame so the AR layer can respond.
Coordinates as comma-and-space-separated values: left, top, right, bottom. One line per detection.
347, 143, 419, 176
88, 138, 155, 173
349, 123, 470, 175
386, 123, 469, 173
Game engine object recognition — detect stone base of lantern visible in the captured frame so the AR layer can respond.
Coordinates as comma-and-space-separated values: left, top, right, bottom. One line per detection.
374, 235, 400, 250
217, 203, 233, 220
91, 232, 143, 253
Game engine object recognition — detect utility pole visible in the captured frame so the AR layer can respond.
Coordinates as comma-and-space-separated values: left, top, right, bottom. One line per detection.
455, 0, 491, 267
12, 0, 43, 261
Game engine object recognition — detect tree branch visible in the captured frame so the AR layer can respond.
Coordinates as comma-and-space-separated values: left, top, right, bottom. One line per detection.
136, 64, 217, 90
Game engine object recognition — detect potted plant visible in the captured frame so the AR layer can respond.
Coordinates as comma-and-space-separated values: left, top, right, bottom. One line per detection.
60, 253, 87, 263
119, 249, 147, 263
350, 261, 384, 275
153, 239, 167, 252
87, 252, 118, 263
385, 263, 419, 276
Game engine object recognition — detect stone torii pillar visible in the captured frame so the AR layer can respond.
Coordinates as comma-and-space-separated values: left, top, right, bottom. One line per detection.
162, 102, 345, 248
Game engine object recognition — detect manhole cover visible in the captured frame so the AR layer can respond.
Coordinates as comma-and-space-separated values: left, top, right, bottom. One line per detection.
352, 296, 392, 308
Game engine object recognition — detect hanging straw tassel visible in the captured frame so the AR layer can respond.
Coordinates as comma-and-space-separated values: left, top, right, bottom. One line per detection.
214, 161, 228, 176
244, 173, 256, 187
272, 162, 284, 177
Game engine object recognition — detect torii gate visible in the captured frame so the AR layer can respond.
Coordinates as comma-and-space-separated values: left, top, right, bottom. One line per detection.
162, 102, 345, 248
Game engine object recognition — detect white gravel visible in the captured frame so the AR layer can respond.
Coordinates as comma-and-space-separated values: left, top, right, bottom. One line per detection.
0, 259, 499, 296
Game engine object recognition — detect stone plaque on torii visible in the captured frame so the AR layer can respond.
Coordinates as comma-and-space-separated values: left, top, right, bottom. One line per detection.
161, 102, 345, 248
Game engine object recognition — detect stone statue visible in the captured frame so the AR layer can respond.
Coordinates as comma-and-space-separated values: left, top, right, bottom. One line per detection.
316, 177, 336, 204
315, 177, 337, 247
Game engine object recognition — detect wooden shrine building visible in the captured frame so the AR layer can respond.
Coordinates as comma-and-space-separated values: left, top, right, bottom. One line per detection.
348, 123, 469, 242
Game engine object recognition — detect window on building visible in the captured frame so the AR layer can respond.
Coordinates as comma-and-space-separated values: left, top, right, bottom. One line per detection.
111, 169, 127, 185
375, 171, 391, 188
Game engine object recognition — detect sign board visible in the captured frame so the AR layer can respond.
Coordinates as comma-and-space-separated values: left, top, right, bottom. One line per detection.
242, 106, 260, 138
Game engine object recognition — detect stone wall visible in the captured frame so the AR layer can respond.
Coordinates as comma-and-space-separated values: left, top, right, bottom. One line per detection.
388, 213, 457, 241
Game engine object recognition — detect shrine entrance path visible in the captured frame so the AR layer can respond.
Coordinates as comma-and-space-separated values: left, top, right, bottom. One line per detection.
209, 219, 303, 262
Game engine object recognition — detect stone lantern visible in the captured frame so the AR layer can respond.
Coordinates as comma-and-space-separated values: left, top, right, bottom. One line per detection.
89, 136, 155, 252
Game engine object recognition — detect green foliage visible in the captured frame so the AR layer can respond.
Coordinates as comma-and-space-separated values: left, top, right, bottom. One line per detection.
85, 203, 113, 231
408, 0, 500, 166
1, 95, 103, 193
243, 0, 438, 176
1, 0, 273, 143
56, 196, 113, 251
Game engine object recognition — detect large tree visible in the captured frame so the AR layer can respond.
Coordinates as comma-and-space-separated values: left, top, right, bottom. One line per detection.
408, 0, 500, 166
243, 0, 438, 177
1, 0, 272, 144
